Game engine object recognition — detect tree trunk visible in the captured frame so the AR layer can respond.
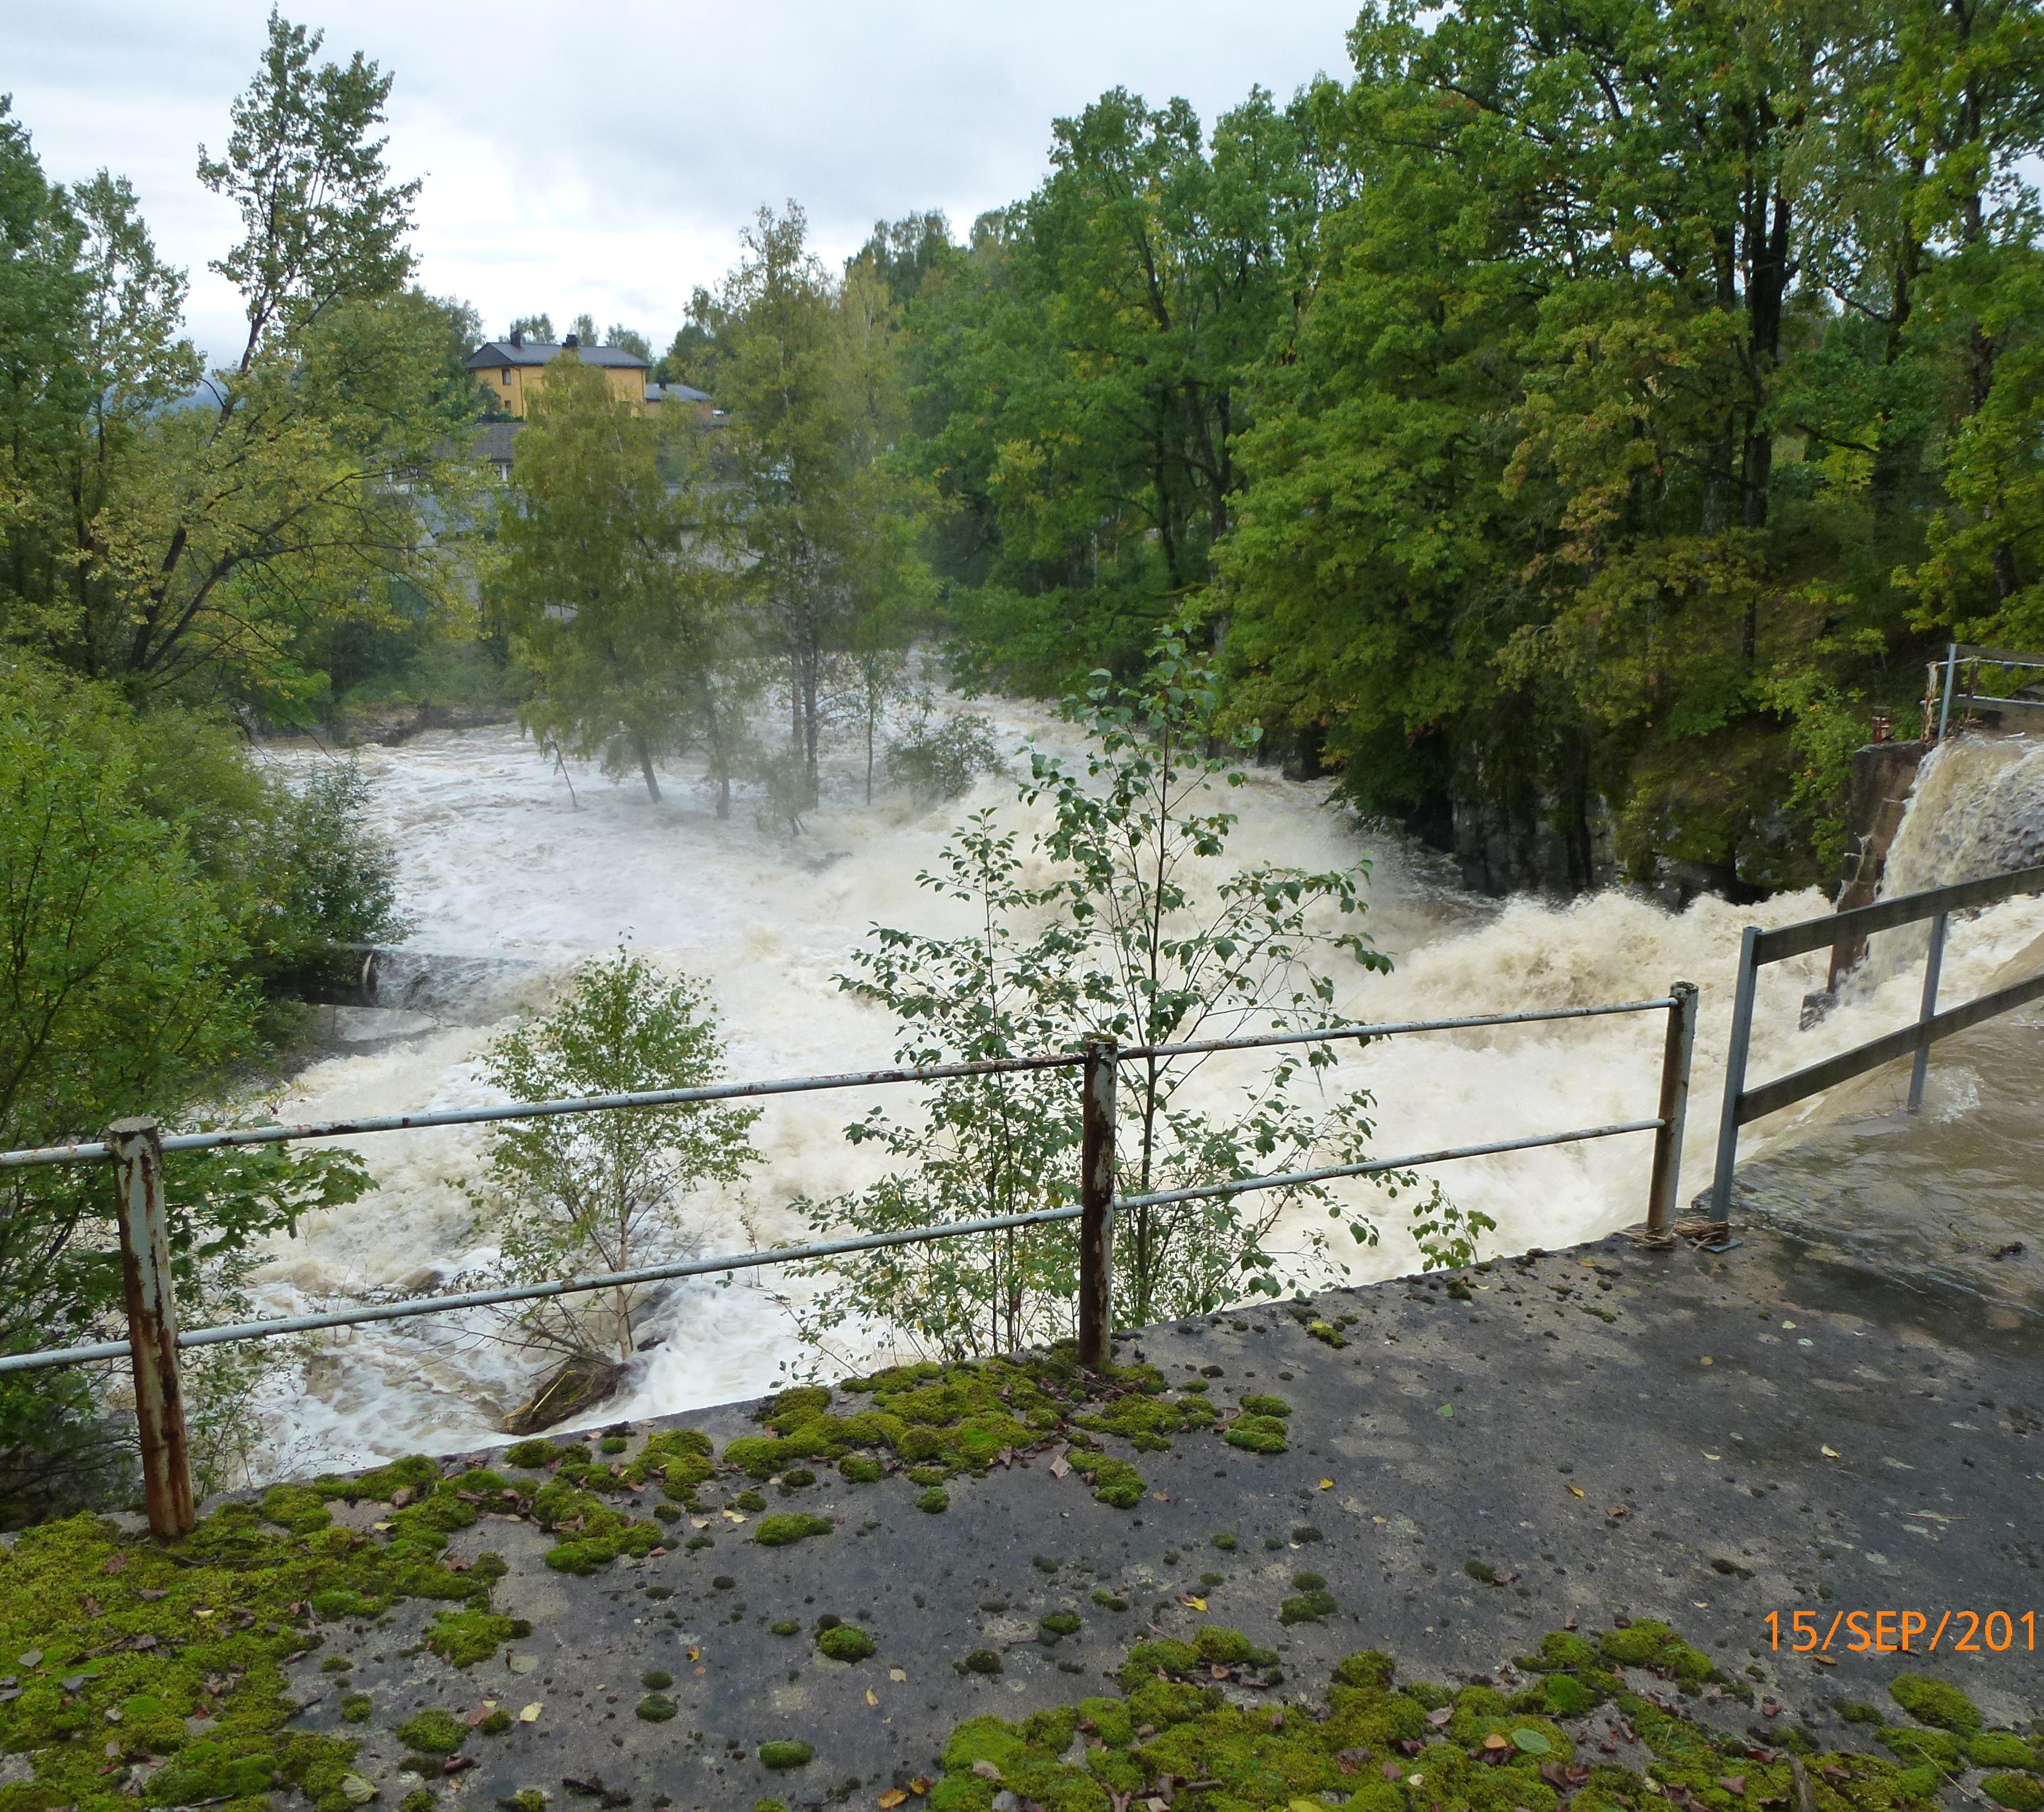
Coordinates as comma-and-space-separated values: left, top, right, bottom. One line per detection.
716, 773, 731, 820
637, 740, 662, 803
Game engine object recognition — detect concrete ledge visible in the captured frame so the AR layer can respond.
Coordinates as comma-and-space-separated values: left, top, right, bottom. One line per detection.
257, 1228, 2041, 1807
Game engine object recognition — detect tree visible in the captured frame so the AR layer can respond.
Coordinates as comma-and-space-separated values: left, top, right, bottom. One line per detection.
714, 205, 927, 811
569, 312, 598, 345
0, 662, 369, 1517
473, 950, 759, 1366
794, 633, 1486, 1361
899, 89, 1318, 691
602, 323, 652, 361
496, 351, 743, 804
508, 312, 555, 341
0, 15, 478, 712
653, 291, 719, 391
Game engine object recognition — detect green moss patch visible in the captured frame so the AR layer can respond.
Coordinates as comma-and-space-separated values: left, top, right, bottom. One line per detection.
0, 1455, 540, 1812
816, 1624, 878, 1662
394, 1707, 466, 1757
757, 1740, 813, 1769
1889, 1673, 1982, 1736
753, 1513, 834, 1547
922, 1620, 1998, 1812
1222, 1414, 1289, 1455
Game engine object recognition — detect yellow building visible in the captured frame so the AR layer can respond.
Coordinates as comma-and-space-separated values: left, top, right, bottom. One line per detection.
466, 331, 649, 418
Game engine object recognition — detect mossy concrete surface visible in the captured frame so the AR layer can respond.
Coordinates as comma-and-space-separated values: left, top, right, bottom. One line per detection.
4, 1227, 2038, 1811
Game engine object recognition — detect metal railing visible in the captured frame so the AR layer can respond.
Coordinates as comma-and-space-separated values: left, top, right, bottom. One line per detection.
1925, 642, 2044, 741
1708, 865, 2044, 1220
2, 988, 1699, 1538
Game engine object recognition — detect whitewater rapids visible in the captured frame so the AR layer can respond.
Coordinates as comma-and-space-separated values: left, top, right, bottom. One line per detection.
241, 711, 2044, 1480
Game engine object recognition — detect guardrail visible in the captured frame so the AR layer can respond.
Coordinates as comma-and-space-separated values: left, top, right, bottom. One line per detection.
1708, 865, 2044, 1222
1925, 641, 2044, 740
3, 988, 1699, 1538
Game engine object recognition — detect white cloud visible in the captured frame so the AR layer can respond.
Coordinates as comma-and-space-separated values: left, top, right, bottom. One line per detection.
3, 0, 1361, 365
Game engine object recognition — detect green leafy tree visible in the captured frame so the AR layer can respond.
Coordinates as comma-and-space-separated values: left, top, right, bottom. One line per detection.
0, 16, 478, 713
714, 205, 927, 811
795, 634, 1487, 1361
0, 663, 369, 1518
472, 950, 760, 1364
496, 352, 745, 804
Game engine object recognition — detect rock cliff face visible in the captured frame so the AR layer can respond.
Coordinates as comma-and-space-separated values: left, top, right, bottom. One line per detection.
1824, 738, 1928, 990
1449, 788, 1614, 898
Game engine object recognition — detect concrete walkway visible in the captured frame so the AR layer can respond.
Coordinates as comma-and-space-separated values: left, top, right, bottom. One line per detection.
280, 1229, 2042, 1809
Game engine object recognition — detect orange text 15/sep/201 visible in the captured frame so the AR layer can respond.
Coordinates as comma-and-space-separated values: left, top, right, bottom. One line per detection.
1765, 1610, 2037, 1655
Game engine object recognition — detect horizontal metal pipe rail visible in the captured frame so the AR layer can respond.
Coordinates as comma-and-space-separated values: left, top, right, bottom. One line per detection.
1113, 1119, 1665, 1211
4, 988, 1696, 1536
0, 1203, 1089, 1377
1708, 863, 2044, 1221
0, 997, 1678, 1171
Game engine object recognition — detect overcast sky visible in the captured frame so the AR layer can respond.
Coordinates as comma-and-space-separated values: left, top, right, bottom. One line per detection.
4, 1, 1364, 366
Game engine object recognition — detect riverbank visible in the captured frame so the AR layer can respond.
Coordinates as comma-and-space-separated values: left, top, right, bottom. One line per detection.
9, 1225, 2037, 1812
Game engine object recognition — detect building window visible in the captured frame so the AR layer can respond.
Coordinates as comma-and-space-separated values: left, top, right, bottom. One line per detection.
501, 367, 511, 385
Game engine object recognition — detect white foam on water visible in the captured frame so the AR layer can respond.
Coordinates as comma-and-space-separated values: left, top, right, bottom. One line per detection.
236, 711, 2044, 1475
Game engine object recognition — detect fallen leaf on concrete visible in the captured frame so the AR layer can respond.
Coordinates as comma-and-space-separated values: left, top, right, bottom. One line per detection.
1567, 1485, 1585, 1499
1427, 1707, 1454, 1728
1049, 1455, 1071, 1479
888, 1668, 907, 1682
866, 1689, 878, 1707
686, 1646, 701, 1662
1180, 1596, 1207, 1612
518, 1705, 541, 1723
1318, 1479, 1334, 1491
1820, 1446, 1840, 1460
878, 1792, 908, 1809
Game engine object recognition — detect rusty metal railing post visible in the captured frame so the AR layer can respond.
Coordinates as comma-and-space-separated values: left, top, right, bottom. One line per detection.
1646, 982, 1698, 1238
1077, 1040, 1118, 1369
109, 1118, 195, 1537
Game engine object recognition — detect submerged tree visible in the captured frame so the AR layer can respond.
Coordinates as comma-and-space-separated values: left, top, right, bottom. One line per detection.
496, 352, 744, 803
714, 205, 926, 812
473, 950, 759, 1369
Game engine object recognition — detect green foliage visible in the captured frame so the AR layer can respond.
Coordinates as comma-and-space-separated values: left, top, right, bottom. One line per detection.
711, 206, 930, 814
885, 704, 1003, 799
496, 353, 751, 805
0, 20, 479, 714
795, 635, 1485, 1361
0, 664, 374, 1517
897, 0, 2044, 888
469, 948, 759, 1363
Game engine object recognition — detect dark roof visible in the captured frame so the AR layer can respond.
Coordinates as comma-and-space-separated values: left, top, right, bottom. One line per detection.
467, 339, 649, 371
472, 422, 522, 464
646, 381, 712, 404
